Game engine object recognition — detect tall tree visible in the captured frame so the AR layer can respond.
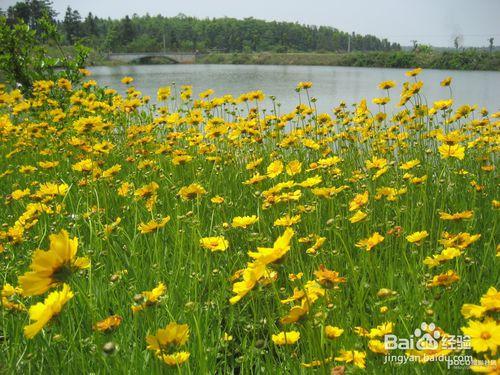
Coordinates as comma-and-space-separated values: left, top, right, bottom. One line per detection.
63, 6, 82, 44
120, 15, 135, 45
83, 12, 98, 36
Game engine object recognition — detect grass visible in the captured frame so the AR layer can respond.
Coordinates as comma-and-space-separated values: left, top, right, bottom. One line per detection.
0, 72, 498, 374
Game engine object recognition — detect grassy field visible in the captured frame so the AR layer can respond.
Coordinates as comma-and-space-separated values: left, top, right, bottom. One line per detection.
0, 70, 499, 374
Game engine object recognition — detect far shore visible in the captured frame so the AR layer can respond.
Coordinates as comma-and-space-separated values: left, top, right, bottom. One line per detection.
86, 51, 500, 72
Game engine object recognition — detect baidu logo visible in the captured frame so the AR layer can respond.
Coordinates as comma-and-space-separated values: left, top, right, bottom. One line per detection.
384, 322, 440, 350
414, 322, 440, 350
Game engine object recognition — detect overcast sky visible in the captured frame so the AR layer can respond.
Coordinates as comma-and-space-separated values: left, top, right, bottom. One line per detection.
1, 0, 499, 47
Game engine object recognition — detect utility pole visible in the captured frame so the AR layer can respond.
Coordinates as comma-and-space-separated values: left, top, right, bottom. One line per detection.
347, 34, 351, 53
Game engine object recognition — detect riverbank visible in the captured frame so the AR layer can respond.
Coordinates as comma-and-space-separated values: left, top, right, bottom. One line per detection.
44, 46, 500, 72
196, 51, 500, 71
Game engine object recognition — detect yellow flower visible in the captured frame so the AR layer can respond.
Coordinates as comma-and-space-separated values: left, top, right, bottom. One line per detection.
461, 304, 487, 319
378, 80, 396, 90
232, 215, 259, 228
461, 287, 500, 319
368, 339, 389, 355
229, 262, 267, 304
101, 164, 121, 178
272, 331, 300, 345
132, 282, 166, 313
405, 67, 422, 77
349, 191, 369, 211
423, 247, 462, 268
243, 173, 267, 185
480, 287, 500, 312
93, 315, 123, 332
349, 210, 367, 223
359, 322, 394, 338
157, 86, 171, 101
157, 352, 190, 366
19, 165, 37, 174
72, 159, 94, 172
311, 185, 348, 198
118, 182, 132, 196
19, 230, 89, 296
146, 322, 190, 366
121, 76, 134, 84
461, 318, 500, 355
427, 270, 460, 287
146, 322, 189, 350
267, 160, 284, 178
199, 88, 214, 99
439, 210, 473, 221
200, 236, 229, 252
334, 349, 366, 369
314, 265, 346, 288
434, 99, 453, 111
288, 272, 303, 281
1, 283, 25, 311
135, 182, 159, 199
439, 232, 481, 249
211, 195, 225, 204
297, 81, 312, 90
38, 161, 59, 169
325, 325, 344, 339
11, 188, 30, 200
24, 284, 74, 338
406, 230, 429, 243
286, 160, 302, 176
248, 228, 294, 265
137, 216, 171, 234
355, 232, 384, 252
410, 175, 427, 185
400, 159, 420, 170
274, 214, 301, 227
365, 156, 387, 170
297, 175, 322, 188
440, 77, 452, 86
372, 97, 390, 105
172, 154, 193, 166
246, 158, 263, 170
438, 144, 465, 160
178, 183, 207, 200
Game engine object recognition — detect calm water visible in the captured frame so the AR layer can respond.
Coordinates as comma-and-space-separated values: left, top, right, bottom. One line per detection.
90, 64, 500, 113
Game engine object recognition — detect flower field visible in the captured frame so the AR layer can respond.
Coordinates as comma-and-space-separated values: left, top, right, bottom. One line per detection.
0, 69, 498, 374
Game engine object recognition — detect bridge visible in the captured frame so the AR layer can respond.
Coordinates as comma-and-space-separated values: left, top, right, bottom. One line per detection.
107, 52, 199, 64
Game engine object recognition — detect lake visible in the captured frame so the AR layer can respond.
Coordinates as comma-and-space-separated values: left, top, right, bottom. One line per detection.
90, 64, 500, 113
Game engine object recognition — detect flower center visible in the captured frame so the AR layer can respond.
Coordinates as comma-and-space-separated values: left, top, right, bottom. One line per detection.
480, 331, 491, 340
53, 264, 72, 282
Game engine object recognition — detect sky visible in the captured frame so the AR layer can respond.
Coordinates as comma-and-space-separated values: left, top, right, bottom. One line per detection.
1, 0, 499, 47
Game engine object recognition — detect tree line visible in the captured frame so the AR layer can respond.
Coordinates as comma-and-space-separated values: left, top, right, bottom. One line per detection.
2, 0, 401, 53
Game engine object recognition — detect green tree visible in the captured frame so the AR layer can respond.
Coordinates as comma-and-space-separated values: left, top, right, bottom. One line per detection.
0, 16, 88, 94
63, 6, 82, 44
6, 0, 56, 34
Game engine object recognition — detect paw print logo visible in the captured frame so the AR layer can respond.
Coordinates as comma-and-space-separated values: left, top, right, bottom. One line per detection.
414, 322, 440, 350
